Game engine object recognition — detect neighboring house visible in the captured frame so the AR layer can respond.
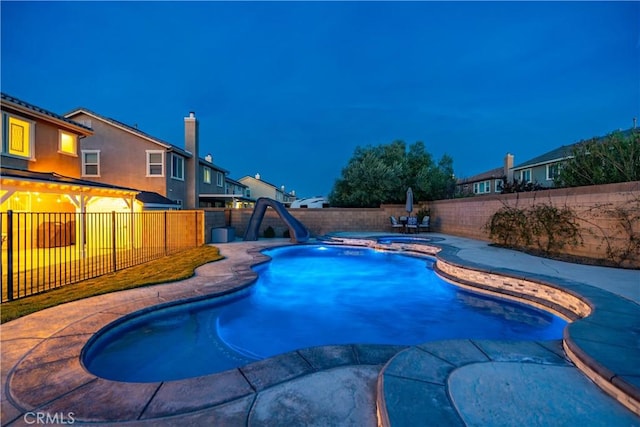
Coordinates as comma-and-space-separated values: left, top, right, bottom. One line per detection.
64, 108, 194, 208
1, 93, 141, 214
511, 129, 635, 187
238, 173, 297, 205
198, 155, 250, 208
511, 146, 572, 187
456, 154, 514, 196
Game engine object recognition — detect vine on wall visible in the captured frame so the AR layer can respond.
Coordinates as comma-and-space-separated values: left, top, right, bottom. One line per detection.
486, 195, 640, 268
485, 200, 582, 257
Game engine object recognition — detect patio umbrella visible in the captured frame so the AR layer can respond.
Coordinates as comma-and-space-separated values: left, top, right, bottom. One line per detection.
405, 187, 414, 214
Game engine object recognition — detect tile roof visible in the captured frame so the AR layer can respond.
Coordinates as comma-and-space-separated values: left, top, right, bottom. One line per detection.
0, 166, 139, 193
1, 92, 93, 133
64, 107, 191, 158
457, 166, 504, 184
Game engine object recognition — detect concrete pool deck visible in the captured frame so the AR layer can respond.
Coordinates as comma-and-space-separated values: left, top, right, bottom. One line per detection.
1, 234, 639, 426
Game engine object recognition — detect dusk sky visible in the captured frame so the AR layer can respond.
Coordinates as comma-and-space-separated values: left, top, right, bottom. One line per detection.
2, 1, 638, 198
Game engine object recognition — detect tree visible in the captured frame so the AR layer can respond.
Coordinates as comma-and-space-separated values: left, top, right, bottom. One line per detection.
556, 129, 640, 187
329, 140, 456, 207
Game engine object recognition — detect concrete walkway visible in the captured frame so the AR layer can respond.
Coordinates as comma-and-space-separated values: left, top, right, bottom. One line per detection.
1, 234, 638, 426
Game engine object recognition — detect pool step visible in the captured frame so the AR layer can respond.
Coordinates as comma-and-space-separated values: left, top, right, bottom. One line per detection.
376, 339, 571, 427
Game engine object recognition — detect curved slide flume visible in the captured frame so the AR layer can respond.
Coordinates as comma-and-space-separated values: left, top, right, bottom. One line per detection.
243, 197, 310, 243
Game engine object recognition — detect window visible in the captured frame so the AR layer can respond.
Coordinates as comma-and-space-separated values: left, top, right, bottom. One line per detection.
546, 163, 560, 181
203, 167, 211, 184
4, 114, 34, 159
82, 150, 100, 176
216, 171, 224, 186
473, 180, 491, 194
171, 154, 184, 180
494, 179, 503, 193
58, 131, 77, 156
519, 169, 532, 183
146, 150, 164, 176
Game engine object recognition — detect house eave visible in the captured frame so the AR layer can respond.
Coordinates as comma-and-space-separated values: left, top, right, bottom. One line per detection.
2, 99, 93, 136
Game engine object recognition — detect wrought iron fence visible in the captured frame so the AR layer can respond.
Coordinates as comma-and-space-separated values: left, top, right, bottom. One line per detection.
1, 210, 204, 302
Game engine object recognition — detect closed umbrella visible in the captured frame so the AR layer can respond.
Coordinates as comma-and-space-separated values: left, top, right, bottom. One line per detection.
405, 187, 414, 214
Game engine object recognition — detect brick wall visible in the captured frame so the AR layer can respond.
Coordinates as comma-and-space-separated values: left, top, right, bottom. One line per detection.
203, 181, 639, 267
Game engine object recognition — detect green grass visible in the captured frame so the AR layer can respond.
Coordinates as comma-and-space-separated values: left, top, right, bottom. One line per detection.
1, 245, 223, 324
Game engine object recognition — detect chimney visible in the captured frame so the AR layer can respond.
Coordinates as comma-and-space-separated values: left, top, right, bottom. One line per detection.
504, 153, 514, 182
184, 112, 199, 209
255, 173, 261, 180
205, 153, 213, 163
281, 185, 285, 193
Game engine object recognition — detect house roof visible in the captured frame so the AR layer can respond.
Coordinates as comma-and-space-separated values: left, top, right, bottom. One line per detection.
225, 176, 248, 188
135, 191, 179, 206
512, 145, 575, 170
457, 166, 504, 184
512, 128, 635, 170
1, 93, 93, 135
199, 157, 229, 174
0, 166, 139, 194
64, 107, 191, 158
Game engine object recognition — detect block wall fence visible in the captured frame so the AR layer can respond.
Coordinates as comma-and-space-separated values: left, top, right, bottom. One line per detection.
203, 181, 640, 267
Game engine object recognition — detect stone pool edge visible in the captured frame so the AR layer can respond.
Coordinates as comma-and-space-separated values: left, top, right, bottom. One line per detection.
332, 237, 640, 419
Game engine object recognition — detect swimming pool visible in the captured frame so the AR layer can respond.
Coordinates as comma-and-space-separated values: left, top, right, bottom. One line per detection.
83, 245, 567, 382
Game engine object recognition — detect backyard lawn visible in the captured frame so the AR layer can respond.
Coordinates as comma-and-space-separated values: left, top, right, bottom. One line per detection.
0, 245, 223, 323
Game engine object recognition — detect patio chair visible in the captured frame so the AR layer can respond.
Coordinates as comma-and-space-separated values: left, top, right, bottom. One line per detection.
406, 216, 418, 233
389, 216, 404, 233
418, 216, 430, 232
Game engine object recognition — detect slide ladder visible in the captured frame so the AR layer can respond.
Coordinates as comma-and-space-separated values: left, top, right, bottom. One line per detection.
243, 197, 310, 243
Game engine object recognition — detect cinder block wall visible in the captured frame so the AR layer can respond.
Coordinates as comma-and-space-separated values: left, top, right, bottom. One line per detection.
203, 181, 639, 267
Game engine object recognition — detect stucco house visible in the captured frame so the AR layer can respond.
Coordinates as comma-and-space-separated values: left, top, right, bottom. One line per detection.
511, 146, 571, 187
511, 129, 634, 187
64, 109, 244, 209
239, 173, 297, 205
64, 108, 193, 208
1, 93, 140, 214
456, 154, 514, 196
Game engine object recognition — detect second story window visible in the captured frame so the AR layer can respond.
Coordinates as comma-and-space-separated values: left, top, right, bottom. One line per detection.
58, 131, 77, 156
82, 150, 100, 176
171, 154, 184, 180
146, 150, 164, 177
203, 167, 211, 184
216, 171, 223, 186
3, 114, 35, 159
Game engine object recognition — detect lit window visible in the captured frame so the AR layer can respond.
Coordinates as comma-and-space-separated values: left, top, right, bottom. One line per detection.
59, 131, 77, 156
5, 115, 34, 158
147, 150, 164, 176
203, 167, 211, 184
216, 171, 223, 186
82, 150, 100, 176
171, 154, 184, 180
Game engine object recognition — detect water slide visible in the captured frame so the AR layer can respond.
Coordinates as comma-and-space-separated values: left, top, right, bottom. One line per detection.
243, 197, 310, 243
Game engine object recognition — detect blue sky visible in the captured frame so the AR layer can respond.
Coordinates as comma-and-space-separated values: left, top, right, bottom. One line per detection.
2, 1, 638, 198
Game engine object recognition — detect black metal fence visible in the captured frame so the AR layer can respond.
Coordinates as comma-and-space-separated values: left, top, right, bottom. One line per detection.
1, 210, 204, 302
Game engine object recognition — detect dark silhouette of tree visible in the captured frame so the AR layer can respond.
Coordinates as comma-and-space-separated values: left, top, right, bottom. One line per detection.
329, 140, 456, 207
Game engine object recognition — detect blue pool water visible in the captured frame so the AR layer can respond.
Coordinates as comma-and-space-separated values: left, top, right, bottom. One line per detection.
83, 245, 567, 382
